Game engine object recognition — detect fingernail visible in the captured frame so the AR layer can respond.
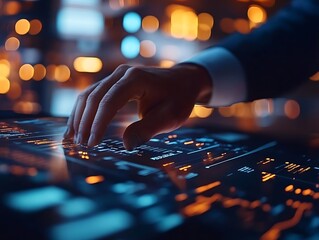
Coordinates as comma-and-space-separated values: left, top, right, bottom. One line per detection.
88, 134, 96, 147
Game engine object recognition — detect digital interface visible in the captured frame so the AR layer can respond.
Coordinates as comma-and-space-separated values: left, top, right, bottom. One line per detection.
0, 118, 318, 240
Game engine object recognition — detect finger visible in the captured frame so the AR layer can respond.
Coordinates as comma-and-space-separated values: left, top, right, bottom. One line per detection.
72, 82, 100, 142
122, 104, 186, 150
77, 65, 131, 144
87, 68, 146, 146
63, 97, 78, 138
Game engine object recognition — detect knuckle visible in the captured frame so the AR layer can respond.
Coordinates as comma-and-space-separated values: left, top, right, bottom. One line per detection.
117, 64, 130, 72
126, 66, 143, 78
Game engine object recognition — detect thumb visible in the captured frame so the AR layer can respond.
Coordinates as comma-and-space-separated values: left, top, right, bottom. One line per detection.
123, 104, 187, 150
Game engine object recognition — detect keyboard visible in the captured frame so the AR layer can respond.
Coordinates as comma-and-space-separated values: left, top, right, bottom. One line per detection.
0, 117, 318, 239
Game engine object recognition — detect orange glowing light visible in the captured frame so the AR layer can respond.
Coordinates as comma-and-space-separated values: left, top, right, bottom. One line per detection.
140, 40, 156, 58
295, 188, 302, 194
55, 65, 70, 82
73, 57, 103, 73
194, 105, 213, 118
0, 76, 10, 94
85, 175, 105, 184
159, 60, 175, 68
197, 13, 214, 41
46, 64, 56, 80
142, 15, 159, 33
175, 193, 188, 202
247, 5, 267, 24
33, 64, 46, 81
195, 181, 221, 194
171, 9, 198, 41
234, 19, 250, 34
284, 100, 300, 119
19, 64, 34, 81
0, 59, 11, 77
302, 189, 313, 196
310, 72, 319, 81
4, 1, 21, 15
285, 185, 294, 192
29, 19, 42, 35
15, 19, 30, 35
261, 203, 312, 240
5, 37, 20, 51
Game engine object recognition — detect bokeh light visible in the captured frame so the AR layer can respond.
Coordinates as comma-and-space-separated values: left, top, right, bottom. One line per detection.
5, 37, 20, 51
29, 19, 43, 35
0, 76, 10, 94
15, 19, 31, 35
142, 16, 159, 33
121, 36, 140, 59
284, 100, 300, 119
234, 19, 250, 34
171, 10, 198, 41
33, 64, 46, 81
73, 57, 103, 73
4, 1, 21, 15
19, 64, 34, 81
0, 60, 11, 78
140, 40, 156, 58
123, 12, 141, 33
55, 65, 71, 82
247, 5, 267, 24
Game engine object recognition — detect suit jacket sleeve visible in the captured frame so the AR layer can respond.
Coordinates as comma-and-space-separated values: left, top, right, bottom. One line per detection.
218, 0, 319, 101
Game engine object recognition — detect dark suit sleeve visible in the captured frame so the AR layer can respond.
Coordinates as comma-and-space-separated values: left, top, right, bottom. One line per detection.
218, 0, 319, 101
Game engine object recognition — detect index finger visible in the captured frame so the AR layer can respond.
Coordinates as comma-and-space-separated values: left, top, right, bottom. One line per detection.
87, 68, 147, 146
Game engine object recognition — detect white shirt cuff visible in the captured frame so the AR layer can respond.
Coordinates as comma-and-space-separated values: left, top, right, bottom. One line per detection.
184, 47, 247, 107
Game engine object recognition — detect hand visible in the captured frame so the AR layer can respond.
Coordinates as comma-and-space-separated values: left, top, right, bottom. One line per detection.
64, 63, 212, 150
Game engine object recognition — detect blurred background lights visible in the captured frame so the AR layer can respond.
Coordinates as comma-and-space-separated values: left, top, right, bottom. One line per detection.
15, 19, 31, 35
19, 64, 34, 81
33, 64, 46, 81
55, 65, 71, 82
0, 60, 11, 78
5, 37, 20, 51
142, 16, 159, 33
140, 40, 156, 58
121, 36, 140, 59
62, 0, 100, 6
123, 12, 141, 33
73, 57, 103, 73
171, 10, 198, 40
247, 5, 267, 24
29, 19, 42, 35
57, 7, 104, 38
0, 77, 11, 94
4, 1, 21, 15
284, 100, 300, 119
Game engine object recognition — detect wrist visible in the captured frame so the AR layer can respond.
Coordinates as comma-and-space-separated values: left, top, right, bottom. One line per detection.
172, 63, 212, 104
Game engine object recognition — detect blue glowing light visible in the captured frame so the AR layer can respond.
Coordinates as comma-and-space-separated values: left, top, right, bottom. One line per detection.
5, 186, 70, 213
50, 210, 133, 240
57, 7, 104, 38
58, 197, 96, 218
123, 12, 141, 33
121, 36, 140, 59
156, 214, 183, 232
